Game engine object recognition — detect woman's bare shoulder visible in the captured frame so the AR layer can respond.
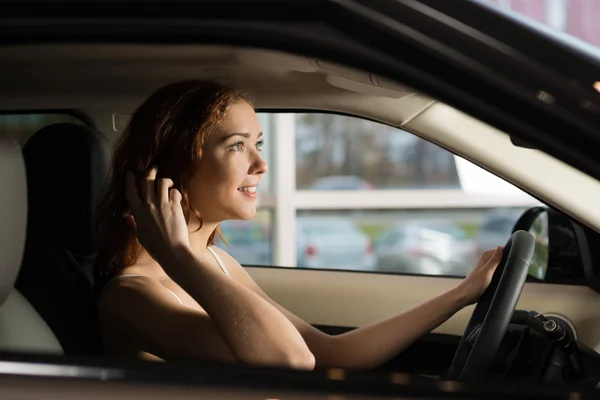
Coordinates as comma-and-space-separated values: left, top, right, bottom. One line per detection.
97, 271, 236, 362
97, 274, 177, 318
209, 246, 246, 274
210, 245, 232, 259
209, 246, 265, 292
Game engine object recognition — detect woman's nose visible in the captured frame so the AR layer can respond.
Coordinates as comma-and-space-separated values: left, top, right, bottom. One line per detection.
250, 152, 268, 175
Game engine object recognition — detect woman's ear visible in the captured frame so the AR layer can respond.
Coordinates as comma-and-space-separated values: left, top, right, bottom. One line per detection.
126, 214, 137, 232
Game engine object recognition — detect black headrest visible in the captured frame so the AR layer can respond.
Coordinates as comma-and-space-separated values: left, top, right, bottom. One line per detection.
23, 123, 110, 255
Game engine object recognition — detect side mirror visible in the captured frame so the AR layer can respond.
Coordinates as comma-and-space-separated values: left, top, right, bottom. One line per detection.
513, 206, 592, 287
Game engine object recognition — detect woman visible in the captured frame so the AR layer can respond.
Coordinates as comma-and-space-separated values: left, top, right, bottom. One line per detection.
96, 79, 504, 370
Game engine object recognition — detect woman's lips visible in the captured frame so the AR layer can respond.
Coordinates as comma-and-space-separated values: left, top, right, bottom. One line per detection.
238, 186, 258, 199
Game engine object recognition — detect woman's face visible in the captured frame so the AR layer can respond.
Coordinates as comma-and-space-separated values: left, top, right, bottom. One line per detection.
187, 100, 267, 223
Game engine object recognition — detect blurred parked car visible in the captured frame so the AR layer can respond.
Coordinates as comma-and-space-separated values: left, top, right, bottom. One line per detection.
310, 175, 374, 190
296, 217, 376, 270
474, 208, 525, 254
375, 222, 478, 276
216, 220, 271, 266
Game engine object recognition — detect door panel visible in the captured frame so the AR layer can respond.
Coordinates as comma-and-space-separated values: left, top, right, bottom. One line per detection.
316, 324, 458, 374
247, 267, 600, 351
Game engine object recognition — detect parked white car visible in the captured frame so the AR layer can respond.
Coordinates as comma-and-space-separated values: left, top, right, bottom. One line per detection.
296, 217, 376, 271
376, 222, 478, 276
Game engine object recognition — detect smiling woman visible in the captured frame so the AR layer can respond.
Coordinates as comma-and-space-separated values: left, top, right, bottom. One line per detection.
94, 79, 315, 367
93, 79, 502, 369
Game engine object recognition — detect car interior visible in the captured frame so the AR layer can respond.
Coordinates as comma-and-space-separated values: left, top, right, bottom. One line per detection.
3, 43, 600, 388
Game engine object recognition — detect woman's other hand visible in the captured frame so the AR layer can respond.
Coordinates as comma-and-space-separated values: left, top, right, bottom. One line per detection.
456, 246, 504, 306
125, 167, 190, 265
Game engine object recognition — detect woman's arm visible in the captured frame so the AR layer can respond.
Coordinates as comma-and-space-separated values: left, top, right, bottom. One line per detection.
224, 246, 503, 370
313, 287, 466, 369
323, 247, 503, 369
167, 247, 315, 369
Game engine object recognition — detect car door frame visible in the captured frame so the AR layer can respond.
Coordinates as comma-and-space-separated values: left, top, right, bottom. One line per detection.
1, 0, 600, 396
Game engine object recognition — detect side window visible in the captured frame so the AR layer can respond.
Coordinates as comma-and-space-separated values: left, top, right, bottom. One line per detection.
291, 113, 540, 278
0, 113, 87, 147
218, 112, 549, 280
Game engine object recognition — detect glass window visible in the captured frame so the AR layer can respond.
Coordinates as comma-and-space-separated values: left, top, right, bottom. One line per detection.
215, 210, 273, 266
293, 208, 528, 277
295, 113, 459, 190
295, 214, 376, 271
225, 111, 562, 280
377, 230, 406, 249
289, 112, 539, 277
0, 113, 87, 146
256, 113, 274, 194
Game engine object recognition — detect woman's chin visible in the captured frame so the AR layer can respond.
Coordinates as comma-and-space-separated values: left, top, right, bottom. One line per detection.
228, 209, 257, 221
238, 212, 257, 220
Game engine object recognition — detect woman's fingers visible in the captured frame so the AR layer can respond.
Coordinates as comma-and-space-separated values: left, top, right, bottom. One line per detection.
485, 246, 504, 269
157, 178, 175, 204
475, 249, 494, 269
170, 188, 182, 204
143, 167, 158, 204
125, 171, 143, 212
126, 166, 179, 213
475, 246, 503, 271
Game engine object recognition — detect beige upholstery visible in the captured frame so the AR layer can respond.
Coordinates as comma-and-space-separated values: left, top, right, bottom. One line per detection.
0, 291, 63, 354
0, 135, 62, 354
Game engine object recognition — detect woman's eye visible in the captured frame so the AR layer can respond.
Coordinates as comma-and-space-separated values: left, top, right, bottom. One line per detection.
256, 140, 264, 152
230, 142, 245, 152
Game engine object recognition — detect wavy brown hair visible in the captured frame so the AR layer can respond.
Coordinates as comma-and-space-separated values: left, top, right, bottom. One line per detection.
95, 80, 252, 282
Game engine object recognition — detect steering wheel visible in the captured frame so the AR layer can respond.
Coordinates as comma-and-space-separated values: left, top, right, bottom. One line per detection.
447, 230, 536, 379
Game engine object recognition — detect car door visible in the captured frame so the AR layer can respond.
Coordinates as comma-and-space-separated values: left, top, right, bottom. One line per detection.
231, 109, 596, 374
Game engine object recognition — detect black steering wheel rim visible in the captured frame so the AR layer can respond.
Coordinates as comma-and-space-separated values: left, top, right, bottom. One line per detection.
447, 230, 536, 379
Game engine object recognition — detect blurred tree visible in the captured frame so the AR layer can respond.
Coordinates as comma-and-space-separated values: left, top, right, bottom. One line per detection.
295, 113, 460, 190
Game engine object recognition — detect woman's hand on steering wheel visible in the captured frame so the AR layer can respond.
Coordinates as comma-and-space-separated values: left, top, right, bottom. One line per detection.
456, 246, 504, 307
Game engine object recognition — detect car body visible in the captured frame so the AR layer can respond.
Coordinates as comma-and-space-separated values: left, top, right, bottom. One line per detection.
376, 222, 478, 276
474, 208, 526, 252
296, 216, 376, 271
215, 220, 271, 266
